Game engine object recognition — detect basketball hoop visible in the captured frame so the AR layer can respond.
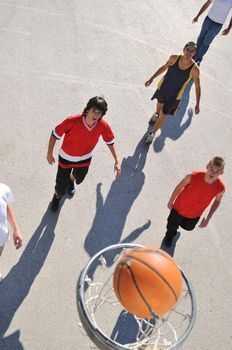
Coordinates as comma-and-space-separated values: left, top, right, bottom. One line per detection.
77, 244, 196, 350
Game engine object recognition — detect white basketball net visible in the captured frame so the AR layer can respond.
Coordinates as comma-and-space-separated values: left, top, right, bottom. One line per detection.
78, 245, 196, 350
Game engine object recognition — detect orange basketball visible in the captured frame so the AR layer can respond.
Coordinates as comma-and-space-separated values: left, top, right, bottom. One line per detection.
113, 246, 182, 318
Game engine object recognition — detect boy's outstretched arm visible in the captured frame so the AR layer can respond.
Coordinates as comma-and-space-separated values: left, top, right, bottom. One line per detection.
222, 15, 232, 35
167, 174, 191, 209
47, 135, 57, 164
192, 0, 212, 23
145, 55, 177, 87
192, 66, 201, 114
199, 191, 224, 227
107, 144, 121, 177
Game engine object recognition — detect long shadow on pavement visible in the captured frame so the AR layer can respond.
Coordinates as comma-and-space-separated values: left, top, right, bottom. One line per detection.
0, 201, 64, 350
84, 134, 151, 276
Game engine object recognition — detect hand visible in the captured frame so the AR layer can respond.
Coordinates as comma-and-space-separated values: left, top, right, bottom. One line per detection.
145, 79, 153, 87
13, 230, 23, 249
199, 217, 209, 228
47, 153, 55, 164
221, 28, 230, 36
195, 104, 200, 114
192, 16, 198, 24
167, 200, 173, 210
114, 161, 121, 177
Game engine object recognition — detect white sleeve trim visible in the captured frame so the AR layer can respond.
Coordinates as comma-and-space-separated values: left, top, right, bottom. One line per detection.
106, 139, 115, 145
52, 130, 61, 140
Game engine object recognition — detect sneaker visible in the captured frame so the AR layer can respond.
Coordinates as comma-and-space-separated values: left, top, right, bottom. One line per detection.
149, 112, 160, 125
51, 194, 61, 212
163, 236, 173, 248
68, 179, 75, 196
145, 132, 155, 145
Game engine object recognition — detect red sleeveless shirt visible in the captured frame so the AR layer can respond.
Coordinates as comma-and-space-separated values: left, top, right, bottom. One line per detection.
173, 171, 225, 218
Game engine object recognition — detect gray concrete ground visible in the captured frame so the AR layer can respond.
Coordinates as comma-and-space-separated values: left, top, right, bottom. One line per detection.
0, 0, 231, 349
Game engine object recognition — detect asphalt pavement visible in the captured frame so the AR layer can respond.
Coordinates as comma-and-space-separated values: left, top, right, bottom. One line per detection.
0, 1, 231, 349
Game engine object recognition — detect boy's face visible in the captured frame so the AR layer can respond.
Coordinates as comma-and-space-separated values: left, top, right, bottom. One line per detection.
205, 162, 224, 182
183, 45, 196, 59
87, 107, 103, 121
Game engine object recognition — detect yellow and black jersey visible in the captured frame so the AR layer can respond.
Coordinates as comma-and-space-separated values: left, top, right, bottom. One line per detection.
157, 55, 195, 100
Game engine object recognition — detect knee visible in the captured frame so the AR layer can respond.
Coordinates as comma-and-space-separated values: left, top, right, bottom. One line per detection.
184, 227, 194, 231
55, 188, 66, 197
55, 181, 67, 197
203, 34, 214, 48
203, 41, 210, 49
75, 177, 85, 185
180, 224, 195, 231
73, 167, 89, 185
73, 173, 86, 185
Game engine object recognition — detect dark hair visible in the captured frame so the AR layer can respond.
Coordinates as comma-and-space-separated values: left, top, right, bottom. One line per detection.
82, 96, 108, 119
184, 41, 197, 51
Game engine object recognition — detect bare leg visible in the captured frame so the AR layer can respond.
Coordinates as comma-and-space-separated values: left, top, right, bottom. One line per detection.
156, 101, 163, 114
68, 173, 75, 196
152, 112, 167, 134
146, 111, 167, 145
149, 102, 163, 125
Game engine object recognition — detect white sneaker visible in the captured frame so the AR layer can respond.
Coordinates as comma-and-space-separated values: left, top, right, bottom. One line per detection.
149, 112, 160, 125
145, 132, 155, 145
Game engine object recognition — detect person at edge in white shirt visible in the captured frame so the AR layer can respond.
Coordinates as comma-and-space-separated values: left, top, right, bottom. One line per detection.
192, 0, 232, 63
0, 183, 23, 282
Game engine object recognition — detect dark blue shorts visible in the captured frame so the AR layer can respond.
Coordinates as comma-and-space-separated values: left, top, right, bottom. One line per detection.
151, 89, 180, 115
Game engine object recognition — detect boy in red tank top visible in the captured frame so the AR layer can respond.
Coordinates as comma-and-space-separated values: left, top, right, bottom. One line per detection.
164, 157, 225, 247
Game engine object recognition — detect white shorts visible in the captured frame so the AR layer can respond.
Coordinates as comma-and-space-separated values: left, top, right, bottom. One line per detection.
0, 183, 13, 246
0, 230, 10, 246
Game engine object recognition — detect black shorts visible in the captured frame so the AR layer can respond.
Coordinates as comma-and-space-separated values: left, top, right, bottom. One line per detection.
151, 89, 180, 115
166, 209, 200, 238
55, 165, 89, 196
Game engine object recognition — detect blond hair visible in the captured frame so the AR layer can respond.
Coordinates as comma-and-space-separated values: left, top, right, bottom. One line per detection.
210, 156, 225, 170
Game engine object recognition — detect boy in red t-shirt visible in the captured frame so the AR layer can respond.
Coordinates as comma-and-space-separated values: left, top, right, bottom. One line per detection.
47, 96, 121, 212
164, 156, 225, 247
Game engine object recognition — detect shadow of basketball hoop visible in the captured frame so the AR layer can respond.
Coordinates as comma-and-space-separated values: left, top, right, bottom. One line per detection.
110, 310, 138, 345
110, 311, 141, 344
84, 134, 151, 279
111, 307, 157, 345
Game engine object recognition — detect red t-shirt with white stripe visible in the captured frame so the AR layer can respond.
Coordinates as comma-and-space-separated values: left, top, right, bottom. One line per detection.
52, 114, 115, 168
173, 171, 225, 218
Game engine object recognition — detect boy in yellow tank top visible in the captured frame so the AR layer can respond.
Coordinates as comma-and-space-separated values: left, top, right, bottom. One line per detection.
145, 42, 201, 145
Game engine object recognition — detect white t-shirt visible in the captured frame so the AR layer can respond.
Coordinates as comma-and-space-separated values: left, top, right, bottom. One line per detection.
208, 0, 232, 24
0, 183, 13, 246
